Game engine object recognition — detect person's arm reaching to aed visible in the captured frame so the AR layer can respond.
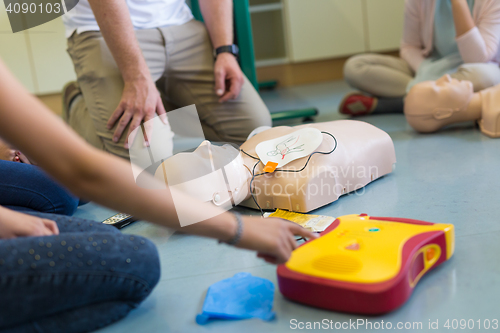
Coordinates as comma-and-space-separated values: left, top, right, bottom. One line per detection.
199, 0, 245, 103
86, 0, 167, 148
0, 60, 315, 264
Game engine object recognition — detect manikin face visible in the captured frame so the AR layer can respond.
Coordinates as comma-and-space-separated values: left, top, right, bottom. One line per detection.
408, 74, 473, 115
404, 75, 474, 132
433, 74, 473, 100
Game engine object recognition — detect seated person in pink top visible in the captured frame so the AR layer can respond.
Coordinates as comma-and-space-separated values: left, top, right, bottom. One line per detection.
340, 0, 500, 116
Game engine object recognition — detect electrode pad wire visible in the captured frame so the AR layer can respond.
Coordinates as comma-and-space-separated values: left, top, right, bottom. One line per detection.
249, 159, 265, 216
242, 131, 338, 217
241, 149, 260, 160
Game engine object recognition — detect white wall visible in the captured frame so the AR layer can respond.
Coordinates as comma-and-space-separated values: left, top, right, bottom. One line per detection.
0, 2, 75, 95
0, 0, 405, 94
284, 0, 405, 62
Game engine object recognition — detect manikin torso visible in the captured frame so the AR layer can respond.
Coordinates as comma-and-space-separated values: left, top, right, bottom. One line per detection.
404, 74, 500, 137
154, 120, 396, 213
239, 120, 395, 212
478, 86, 500, 137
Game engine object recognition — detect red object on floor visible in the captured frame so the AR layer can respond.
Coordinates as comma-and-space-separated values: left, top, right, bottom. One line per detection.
339, 93, 377, 116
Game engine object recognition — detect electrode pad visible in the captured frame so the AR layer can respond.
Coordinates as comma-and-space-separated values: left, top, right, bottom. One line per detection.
255, 128, 323, 168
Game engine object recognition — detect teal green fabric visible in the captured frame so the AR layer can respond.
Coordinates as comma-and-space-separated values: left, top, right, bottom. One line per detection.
407, 0, 475, 92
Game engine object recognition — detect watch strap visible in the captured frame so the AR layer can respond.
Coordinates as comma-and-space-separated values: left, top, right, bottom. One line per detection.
220, 212, 243, 246
214, 44, 239, 58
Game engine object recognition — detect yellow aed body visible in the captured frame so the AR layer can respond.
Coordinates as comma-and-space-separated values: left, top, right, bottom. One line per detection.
277, 214, 455, 314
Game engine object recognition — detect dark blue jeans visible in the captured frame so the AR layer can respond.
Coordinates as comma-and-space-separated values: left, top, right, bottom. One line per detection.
0, 160, 79, 215
0, 213, 161, 333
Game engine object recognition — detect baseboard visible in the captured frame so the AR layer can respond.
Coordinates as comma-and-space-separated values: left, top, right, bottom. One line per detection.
38, 93, 62, 116
256, 51, 399, 88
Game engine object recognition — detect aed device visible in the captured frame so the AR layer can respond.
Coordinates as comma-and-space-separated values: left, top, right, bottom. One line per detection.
277, 214, 455, 314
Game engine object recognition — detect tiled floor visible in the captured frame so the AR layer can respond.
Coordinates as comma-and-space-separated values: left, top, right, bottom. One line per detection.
81, 80, 500, 333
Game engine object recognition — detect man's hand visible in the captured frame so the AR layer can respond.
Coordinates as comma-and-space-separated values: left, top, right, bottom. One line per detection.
197, 0, 244, 102
236, 216, 318, 265
214, 53, 245, 103
106, 77, 167, 149
85, 0, 171, 149
0, 207, 59, 239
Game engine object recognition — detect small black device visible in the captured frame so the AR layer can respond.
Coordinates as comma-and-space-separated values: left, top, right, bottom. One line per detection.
102, 213, 138, 229
214, 44, 239, 59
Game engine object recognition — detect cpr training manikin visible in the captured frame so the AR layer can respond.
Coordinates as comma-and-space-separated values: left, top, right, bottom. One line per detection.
153, 120, 396, 213
405, 74, 500, 137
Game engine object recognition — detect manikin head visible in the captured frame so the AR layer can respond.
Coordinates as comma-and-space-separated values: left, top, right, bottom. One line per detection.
154, 141, 251, 209
404, 75, 474, 133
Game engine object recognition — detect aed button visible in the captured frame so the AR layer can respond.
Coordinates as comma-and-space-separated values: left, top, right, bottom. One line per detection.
368, 228, 380, 232
345, 243, 360, 251
336, 230, 349, 238
426, 247, 436, 261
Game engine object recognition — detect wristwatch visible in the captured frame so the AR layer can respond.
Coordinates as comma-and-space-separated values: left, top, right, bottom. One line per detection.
219, 212, 243, 246
214, 44, 239, 59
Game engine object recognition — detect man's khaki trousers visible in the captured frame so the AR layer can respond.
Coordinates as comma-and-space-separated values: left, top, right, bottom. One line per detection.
67, 19, 271, 158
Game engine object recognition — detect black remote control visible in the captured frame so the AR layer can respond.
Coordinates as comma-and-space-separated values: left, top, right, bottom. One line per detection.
102, 213, 138, 229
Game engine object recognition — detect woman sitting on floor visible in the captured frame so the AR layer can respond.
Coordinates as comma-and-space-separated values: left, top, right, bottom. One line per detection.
0, 58, 314, 333
340, 0, 500, 116
0, 138, 79, 215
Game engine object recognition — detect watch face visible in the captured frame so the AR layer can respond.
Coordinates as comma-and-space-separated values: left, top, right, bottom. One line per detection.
230, 45, 239, 55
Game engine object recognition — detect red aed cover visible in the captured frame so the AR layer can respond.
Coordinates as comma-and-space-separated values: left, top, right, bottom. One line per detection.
277, 216, 449, 315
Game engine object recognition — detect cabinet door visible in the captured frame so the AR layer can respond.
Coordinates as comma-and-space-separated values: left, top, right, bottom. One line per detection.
284, 0, 366, 62
365, 0, 405, 52
27, 17, 76, 94
0, 4, 36, 92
